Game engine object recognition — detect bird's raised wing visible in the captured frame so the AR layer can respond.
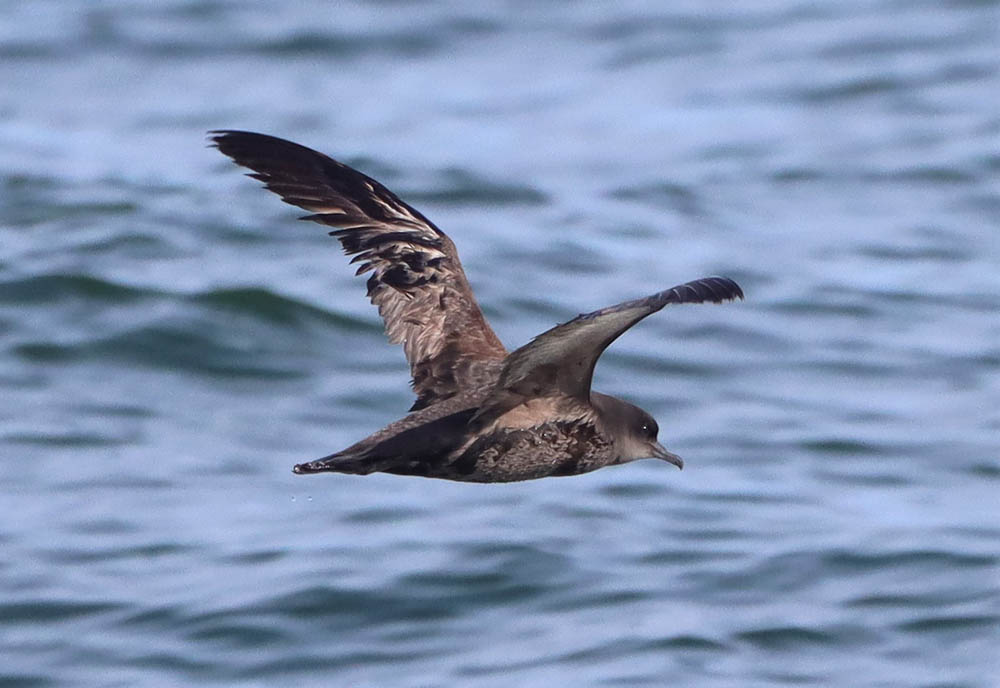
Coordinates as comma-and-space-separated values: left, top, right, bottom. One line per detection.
480, 276, 743, 414
211, 130, 507, 410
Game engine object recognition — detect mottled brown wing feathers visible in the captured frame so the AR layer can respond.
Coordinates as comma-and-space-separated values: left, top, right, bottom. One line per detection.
486, 276, 743, 409
210, 130, 506, 410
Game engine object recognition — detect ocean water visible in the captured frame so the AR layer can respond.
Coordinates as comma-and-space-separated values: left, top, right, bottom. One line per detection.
1, 1, 998, 686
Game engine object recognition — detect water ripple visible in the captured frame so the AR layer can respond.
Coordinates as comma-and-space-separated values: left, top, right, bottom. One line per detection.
2, 1, 998, 686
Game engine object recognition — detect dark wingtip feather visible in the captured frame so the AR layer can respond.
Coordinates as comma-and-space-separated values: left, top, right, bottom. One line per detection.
717, 276, 745, 301
207, 129, 243, 149
665, 276, 744, 305
207, 129, 252, 141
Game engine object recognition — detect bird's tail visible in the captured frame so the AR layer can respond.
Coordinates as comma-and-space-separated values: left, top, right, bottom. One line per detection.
293, 450, 396, 475
293, 407, 479, 477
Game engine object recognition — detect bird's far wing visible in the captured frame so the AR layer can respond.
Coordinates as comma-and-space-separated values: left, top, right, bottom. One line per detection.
211, 130, 507, 410
481, 276, 743, 412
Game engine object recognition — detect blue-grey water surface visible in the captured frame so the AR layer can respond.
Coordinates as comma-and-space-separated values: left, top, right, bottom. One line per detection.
2, 1, 999, 686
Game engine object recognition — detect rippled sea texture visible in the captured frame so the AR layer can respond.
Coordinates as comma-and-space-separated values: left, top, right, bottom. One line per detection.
2, 1, 999, 686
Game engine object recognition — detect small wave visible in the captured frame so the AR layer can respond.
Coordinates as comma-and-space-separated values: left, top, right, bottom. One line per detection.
0, 600, 122, 624
188, 287, 370, 330
341, 506, 429, 524
611, 182, 702, 217
877, 166, 977, 185
256, 585, 458, 625
253, 31, 438, 59
11, 322, 303, 379
41, 542, 192, 565
650, 634, 728, 651
848, 589, 993, 609
800, 438, 883, 455
857, 241, 971, 262
405, 168, 549, 207
185, 622, 287, 649
735, 625, 838, 649
897, 614, 999, 634
87, 324, 310, 380
825, 548, 997, 571
0, 274, 158, 305
4, 431, 125, 447
771, 167, 826, 182
797, 75, 905, 103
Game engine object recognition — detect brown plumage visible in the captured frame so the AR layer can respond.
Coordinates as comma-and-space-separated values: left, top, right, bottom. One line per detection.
210, 130, 505, 411
211, 130, 743, 482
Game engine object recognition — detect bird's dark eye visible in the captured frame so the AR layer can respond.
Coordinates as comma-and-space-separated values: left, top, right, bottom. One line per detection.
641, 421, 658, 438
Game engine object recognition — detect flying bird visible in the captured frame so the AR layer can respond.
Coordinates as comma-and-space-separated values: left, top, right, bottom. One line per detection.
211, 130, 743, 482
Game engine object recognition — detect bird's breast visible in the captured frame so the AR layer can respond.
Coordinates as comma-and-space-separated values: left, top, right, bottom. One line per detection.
442, 409, 614, 483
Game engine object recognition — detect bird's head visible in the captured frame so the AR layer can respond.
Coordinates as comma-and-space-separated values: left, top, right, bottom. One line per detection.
591, 393, 683, 469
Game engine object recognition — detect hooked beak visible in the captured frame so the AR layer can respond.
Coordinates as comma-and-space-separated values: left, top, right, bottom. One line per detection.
650, 441, 684, 470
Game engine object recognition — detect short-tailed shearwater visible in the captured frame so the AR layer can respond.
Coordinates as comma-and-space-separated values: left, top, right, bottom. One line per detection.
211, 130, 743, 482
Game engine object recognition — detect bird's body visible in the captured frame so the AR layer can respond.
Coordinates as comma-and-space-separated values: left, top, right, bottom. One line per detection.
299, 388, 612, 482
211, 130, 743, 482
